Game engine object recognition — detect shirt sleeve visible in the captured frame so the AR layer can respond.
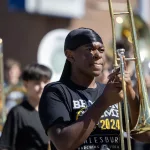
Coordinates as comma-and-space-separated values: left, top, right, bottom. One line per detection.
39, 85, 71, 133
0, 108, 19, 150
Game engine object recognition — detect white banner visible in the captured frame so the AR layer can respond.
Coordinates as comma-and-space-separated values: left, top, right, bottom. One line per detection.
25, 0, 85, 18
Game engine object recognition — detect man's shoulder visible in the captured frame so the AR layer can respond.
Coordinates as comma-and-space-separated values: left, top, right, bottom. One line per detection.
46, 81, 65, 87
96, 82, 106, 95
8, 101, 27, 114
44, 81, 68, 92
7, 103, 23, 118
43, 81, 74, 102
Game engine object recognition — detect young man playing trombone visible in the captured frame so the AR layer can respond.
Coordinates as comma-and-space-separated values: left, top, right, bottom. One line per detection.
39, 27, 141, 150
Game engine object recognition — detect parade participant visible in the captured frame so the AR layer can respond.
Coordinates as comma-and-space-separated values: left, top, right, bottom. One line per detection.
39, 28, 139, 150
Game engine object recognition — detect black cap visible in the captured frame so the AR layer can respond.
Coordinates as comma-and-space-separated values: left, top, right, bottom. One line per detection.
60, 28, 103, 82
64, 27, 103, 51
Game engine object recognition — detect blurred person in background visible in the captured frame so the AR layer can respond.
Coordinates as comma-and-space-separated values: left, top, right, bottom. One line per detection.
4, 58, 22, 86
0, 63, 52, 150
143, 60, 150, 98
4, 58, 26, 113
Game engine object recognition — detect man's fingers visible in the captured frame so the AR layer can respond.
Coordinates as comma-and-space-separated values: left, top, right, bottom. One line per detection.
108, 68, 120, 80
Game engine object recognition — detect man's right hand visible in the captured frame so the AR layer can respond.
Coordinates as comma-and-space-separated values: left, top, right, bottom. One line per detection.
100, 68, 123, 107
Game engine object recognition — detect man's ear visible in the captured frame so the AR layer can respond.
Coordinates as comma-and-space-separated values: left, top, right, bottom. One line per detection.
65, 50, 74, 63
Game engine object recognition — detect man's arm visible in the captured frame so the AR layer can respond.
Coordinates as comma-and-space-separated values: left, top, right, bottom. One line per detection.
48, 96, 108, 150
132, 132, 150, 143
126, 84, 139, 128
0, 108, 18, 150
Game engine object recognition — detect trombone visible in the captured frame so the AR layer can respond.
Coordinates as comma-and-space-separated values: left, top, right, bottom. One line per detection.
108, 0, 150, 150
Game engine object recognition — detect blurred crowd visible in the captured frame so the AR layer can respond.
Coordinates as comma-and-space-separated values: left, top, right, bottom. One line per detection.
0, 59, 26, 119
3, 59, 26, 113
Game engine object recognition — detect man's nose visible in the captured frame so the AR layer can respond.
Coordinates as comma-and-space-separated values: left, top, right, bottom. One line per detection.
93, 50, 101, 59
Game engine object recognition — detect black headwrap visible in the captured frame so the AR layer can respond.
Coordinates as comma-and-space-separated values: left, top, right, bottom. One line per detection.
60, 27, 103, 82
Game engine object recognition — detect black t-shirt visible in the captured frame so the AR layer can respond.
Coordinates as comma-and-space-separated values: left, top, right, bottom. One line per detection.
39, 80, 121, 150
0, 100, 49, 150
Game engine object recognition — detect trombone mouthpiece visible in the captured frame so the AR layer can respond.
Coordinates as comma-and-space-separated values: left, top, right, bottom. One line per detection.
117, 48, 125, 56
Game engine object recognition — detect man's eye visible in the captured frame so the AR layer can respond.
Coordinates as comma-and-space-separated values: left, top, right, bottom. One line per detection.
99, 48, 105, 52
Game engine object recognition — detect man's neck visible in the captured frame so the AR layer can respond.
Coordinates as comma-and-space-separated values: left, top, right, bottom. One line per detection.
70, 73, 97, 89
9, 78, 20, 85
27, 97, 39, 111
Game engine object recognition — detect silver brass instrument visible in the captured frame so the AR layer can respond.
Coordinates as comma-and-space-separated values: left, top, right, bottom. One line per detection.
108, 0, 150, 150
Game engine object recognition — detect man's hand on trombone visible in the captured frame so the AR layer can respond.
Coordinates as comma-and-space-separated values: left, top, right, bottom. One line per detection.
106, 57, 140, 130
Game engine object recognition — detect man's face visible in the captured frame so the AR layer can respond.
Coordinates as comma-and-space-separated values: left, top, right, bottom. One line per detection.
24, 79, 50, 102
71, 42, 105, 77
8, 65, 21, 82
